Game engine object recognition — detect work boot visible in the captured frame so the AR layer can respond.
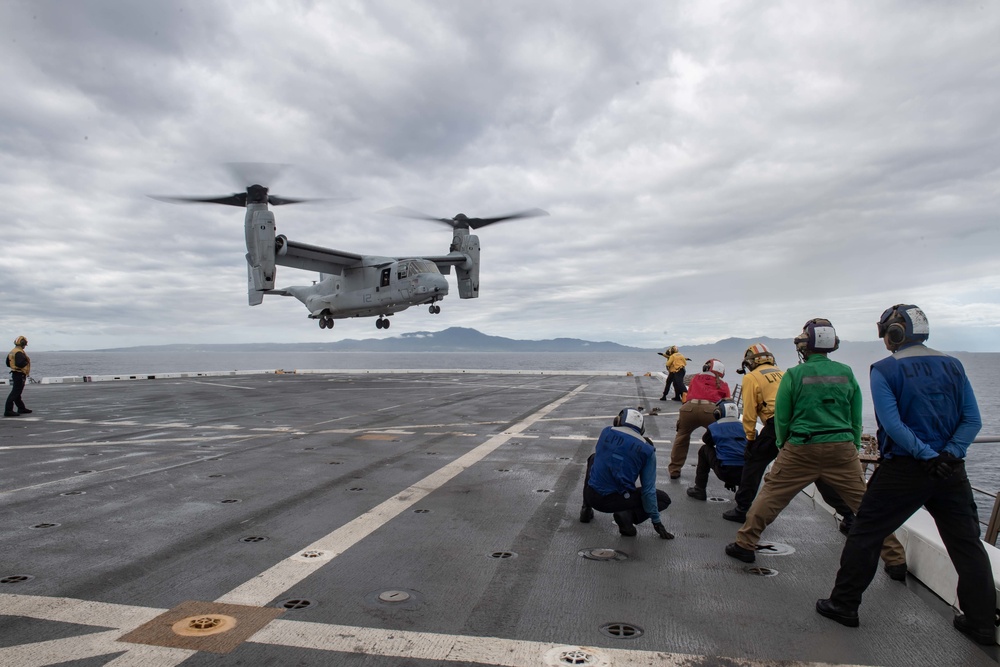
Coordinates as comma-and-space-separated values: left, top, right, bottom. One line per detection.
659, 396, 667, 401
815, 599, 859, 628
722, 507, 747, 523
725, 542, 755, 563
686, 486, 707, 501
4, 411, 20, 417
669, 471, 680, 480
18, 408, 32, 414
671, 397, 682, 402
839, 513, 855, 536
954, 614, 997, 645
579, 505, 594, 523
613, 512, 637, 537
884, 563, 907, 582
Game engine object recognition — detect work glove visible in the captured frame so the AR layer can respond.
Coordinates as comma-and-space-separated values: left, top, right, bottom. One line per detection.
652, 521, 674, 540
921, 452, 961, 480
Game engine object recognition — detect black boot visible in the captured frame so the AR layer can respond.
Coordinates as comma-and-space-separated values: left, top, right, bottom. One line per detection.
579, 505, 594, 523
613, 512, 637, 536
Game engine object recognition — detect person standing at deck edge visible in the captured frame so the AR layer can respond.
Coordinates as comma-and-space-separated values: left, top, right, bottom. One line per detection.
817, 305, 996, 645
5, 336, 32, 417
579, 408, 674, 539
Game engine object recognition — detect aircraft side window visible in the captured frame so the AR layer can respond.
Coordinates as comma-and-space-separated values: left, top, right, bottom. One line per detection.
380, 268, 391, 287
397, 263, 408, 280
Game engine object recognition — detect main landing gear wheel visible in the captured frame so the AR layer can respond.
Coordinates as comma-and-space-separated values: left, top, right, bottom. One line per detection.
318, 316, 334, 329
376, 317, 391, 329
429, 305, 441, 314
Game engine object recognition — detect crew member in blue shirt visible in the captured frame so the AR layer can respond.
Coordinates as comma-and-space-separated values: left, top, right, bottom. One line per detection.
579, 408, 674, 539
817, 305, 996, 646
687, 399, 746, 500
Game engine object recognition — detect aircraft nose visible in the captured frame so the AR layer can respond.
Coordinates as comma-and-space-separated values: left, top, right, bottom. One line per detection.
431, 274, 449, 294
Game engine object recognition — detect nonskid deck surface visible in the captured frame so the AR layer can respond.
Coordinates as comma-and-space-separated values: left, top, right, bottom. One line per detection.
0, 373, 995, 667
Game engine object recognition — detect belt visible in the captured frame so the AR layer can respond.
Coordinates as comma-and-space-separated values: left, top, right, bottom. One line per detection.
688, 399, 714, 404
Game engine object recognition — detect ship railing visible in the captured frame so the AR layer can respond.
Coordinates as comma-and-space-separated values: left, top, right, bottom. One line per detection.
860, 434, 1000, 546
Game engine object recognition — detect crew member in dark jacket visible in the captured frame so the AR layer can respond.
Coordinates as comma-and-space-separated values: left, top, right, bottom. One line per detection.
817, 305, 995, 646
687, 399, 746, 500
5, 336, 32, 417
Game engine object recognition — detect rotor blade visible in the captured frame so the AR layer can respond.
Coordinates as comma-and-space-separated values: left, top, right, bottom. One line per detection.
376, 206, 452, 224
464, 208, 549, 229
224, 162, 289, 188
148, 193, 248, 207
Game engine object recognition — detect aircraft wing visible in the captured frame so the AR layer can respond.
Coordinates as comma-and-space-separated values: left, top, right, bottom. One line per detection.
411, 252, 470, 275
276, 238, 364, 274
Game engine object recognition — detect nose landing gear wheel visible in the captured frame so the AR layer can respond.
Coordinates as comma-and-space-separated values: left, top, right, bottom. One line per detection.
429, 305, 441, 314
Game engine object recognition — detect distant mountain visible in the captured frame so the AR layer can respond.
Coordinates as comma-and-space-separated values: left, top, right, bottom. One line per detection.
88, 327, 895, 361
92, 327, 646, 353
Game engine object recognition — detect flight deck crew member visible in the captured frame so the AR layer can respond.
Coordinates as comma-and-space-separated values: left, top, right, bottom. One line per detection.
5, 336, 32, 417
725, 319, 907, 576
668, 359, 730, 479
818, 305, 996, 645
686, 399, 746, 500
659, 346, 688, 401
579, 408, 674, 539
723, 344, 783, 522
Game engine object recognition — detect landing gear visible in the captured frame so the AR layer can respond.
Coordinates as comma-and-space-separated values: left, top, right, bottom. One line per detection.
376, 317, 391, 329
318, 314, 334, 329
428, 304, 441, 314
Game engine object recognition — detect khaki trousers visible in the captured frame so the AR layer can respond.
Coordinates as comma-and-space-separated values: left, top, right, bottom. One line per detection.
736, 441, 905, 566
669, 401, 717, 477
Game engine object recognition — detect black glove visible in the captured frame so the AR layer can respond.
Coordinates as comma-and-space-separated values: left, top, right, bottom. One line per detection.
921, 452, 961, 480
652, 521, 674, 540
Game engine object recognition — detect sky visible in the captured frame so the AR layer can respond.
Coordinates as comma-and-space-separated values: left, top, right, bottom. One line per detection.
2, 1, 999, 352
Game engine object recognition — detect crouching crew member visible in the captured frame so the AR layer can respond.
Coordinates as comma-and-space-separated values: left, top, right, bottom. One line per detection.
687, 399, 746, 500
580, 408, 673, 539
818, 305, 995, 645
5, 336, 32, 418
669, 359, 731, 480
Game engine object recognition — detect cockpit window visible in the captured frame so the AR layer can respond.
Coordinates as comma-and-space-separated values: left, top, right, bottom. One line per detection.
401, 259, 440, 276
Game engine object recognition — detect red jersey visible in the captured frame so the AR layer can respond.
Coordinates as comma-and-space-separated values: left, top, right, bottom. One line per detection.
685, 372, 731, 403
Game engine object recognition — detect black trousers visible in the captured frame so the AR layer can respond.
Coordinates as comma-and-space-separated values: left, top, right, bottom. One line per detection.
694, 443, 743, 490
733, 418, 778, 512
662, 368, 686, 399
583, 454, 671, 523
829, 457, 996, 627
5, 371, 27, 413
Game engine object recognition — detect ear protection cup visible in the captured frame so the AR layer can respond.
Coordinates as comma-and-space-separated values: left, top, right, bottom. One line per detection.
886, 321, 906, 346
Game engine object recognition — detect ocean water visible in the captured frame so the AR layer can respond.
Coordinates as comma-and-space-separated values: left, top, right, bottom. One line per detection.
24, 348, 1000, 505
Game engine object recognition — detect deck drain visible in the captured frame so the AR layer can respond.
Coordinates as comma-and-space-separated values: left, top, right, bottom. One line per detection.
348, 487, 364, 491
60, 491, 85, 496
378, 590, 411, 603
291, 549, 332, 563
303, 447, 316, 450
747, 566, 778, 577
413, 509, 431, 513
544, 646, 606, 666
278, 598, 315, 610
0, 575, 34, 584
171, 614, 237, 637
557, 457, 571, 460
239, 536, 268, 543
75, 470, 94, 474
84, 452, 102, 456
30, 523, 60, 529
220, 499, 241, 504
489, 551, 518, 559
207, 474, 225, 478
756, 542, 796, 556
579, 548, 628, 562
536, 489, 552, 493
497, 468, 511, 472
599, 622, 643, 639
328, 461, 343, 465
708, 497, 728, 503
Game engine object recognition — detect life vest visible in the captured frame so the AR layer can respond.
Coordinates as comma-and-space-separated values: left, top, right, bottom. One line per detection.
707, 419, 748, 467
7, 347, 29, 375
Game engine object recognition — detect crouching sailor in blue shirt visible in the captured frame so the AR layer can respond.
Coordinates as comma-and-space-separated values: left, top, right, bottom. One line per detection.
579, 408, 674, 539
687, 400, 746, 501
818, 305, 996, 646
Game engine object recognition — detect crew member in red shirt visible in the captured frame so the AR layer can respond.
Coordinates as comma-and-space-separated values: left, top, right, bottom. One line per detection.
668, 359, 731, 479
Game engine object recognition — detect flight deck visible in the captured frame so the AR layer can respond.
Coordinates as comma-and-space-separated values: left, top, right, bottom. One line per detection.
1, 372, 996, 666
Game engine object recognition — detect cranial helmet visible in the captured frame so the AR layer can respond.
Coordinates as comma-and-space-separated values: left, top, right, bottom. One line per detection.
741, 343, 775, 372
713, 399, 738, 421
877, 304, 929, 350
14, 336, 27, 347
702, 358, 725, 378
794, 318, 840, 358
614, 408, 645, 435
665, 345, 678, 356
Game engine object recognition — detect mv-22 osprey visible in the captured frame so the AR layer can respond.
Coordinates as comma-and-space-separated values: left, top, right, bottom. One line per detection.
154, 174, 547, 329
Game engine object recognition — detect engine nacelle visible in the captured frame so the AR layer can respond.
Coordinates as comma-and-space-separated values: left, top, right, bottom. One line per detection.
452, 230, 480, 299
245, 208, 276, 291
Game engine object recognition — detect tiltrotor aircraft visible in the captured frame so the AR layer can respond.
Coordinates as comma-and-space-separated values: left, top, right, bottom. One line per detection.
153, 166, 547, 329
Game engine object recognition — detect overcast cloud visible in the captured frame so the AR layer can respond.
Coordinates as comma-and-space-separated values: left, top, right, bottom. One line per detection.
2, 0, 998, 351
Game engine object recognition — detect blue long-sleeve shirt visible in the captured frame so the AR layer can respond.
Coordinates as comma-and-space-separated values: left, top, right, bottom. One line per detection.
870, 344, 982, 460
587, 425, 661, 523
